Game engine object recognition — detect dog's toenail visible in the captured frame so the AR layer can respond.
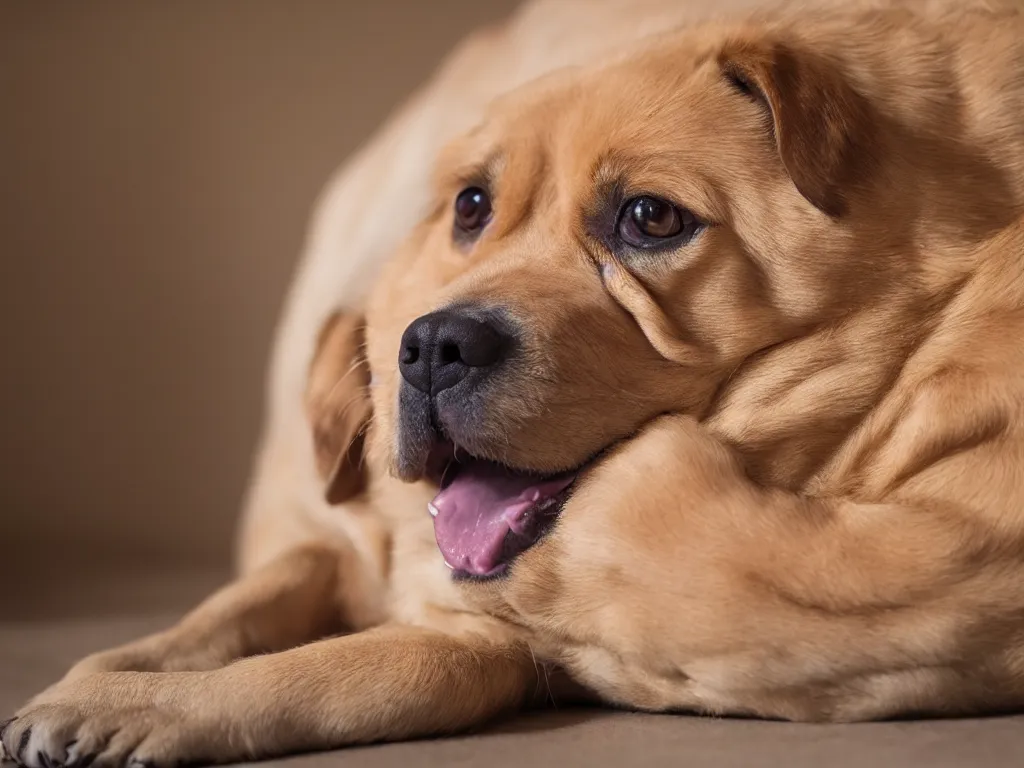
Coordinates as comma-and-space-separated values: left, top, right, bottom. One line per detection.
0, 717, 14, 755
61, 740, 78, 768
17, 728, 31, 761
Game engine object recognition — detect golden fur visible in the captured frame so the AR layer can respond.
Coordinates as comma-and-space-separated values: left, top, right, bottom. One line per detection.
4, 0, 1024, 764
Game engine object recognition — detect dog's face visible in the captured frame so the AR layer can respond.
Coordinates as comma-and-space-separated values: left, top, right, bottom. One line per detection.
362, 28, 887, 576
357, 20, 1006, 578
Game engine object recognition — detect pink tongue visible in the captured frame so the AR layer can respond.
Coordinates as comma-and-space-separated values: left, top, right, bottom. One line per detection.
430, 460, 575, 576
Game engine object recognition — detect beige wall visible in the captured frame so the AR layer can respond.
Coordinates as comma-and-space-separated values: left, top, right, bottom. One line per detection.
0, 1, 519, 577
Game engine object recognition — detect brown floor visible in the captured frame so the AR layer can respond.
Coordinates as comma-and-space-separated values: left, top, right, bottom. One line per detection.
2, 569, 1022, 767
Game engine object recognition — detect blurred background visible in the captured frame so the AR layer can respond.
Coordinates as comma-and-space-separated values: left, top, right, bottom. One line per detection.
0, 1, 518, 614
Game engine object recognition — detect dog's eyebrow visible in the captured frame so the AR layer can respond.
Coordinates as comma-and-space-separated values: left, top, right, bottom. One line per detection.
590, 149, 637, 185
592, 149, 688, 192
588, 148, 722, 225
444, 151, 504, 194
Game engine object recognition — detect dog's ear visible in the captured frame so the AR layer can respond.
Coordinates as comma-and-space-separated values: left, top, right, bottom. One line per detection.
718, 39, 878, 217
305, 310, 372, 505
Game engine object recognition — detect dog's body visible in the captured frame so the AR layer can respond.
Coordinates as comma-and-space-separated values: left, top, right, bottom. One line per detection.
5, 0, 1024, 765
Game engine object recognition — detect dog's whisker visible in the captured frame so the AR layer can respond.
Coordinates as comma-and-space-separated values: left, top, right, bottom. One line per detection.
331, 397, 366, 422
527, 644, 546, 703
440, 459, 456, 487
321, 359, 368, 405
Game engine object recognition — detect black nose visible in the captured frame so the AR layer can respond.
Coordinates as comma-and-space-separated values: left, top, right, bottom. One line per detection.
399, 310, 509, 396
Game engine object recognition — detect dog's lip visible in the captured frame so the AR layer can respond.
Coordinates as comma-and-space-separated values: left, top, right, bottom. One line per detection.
424, 441, 458, 487
423, 439, 585, 491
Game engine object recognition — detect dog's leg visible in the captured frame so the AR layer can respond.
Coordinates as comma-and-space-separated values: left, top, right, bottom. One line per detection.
60, 544, 344, 681
2, 625, 536, 768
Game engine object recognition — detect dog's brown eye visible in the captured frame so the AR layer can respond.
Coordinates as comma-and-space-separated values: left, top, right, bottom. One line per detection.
454, 187, 492, 234
617, 195, 701, 248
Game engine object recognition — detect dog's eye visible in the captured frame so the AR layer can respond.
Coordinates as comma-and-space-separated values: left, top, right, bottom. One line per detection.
454, 187, 492, 234
617, 196, 701, 248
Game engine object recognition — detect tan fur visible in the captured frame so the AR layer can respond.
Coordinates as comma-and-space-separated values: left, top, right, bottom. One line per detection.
5, 0, 1024, 765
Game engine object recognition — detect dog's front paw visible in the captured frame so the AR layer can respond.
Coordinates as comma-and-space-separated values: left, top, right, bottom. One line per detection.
1, 675, 219, 768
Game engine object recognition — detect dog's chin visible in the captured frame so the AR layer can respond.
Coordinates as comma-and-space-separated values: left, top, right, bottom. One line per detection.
415, 439, 597, 581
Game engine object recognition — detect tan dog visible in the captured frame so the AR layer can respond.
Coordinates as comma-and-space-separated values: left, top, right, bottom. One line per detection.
4, 0, 1024, 765
363, 0, 1024, 721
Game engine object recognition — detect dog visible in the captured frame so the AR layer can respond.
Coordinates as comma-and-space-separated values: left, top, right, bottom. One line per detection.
4, 0, 1024, 765
362, 0, 1024, 722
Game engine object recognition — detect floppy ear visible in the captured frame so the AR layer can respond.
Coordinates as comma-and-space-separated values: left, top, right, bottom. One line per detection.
305, 310, 372, 504
717, 39, 878, 217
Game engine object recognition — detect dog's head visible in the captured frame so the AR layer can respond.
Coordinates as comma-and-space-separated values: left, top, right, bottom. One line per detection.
353, 14, 1013, 577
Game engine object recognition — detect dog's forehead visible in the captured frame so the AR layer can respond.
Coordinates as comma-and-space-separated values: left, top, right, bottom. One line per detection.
428, 32, 759, 244
476, 47, 731, 183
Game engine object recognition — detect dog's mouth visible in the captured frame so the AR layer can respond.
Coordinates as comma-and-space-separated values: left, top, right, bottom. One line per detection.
424, 442, 581, 579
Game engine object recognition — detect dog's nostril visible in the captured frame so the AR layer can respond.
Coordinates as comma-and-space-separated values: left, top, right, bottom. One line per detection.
402, 346, 419, 365
398, 309, 511, 395
440, 343, 461, 365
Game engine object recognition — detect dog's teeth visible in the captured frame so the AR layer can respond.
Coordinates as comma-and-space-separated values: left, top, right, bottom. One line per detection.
428, 502, 440, 518
443, 560, 454, 570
